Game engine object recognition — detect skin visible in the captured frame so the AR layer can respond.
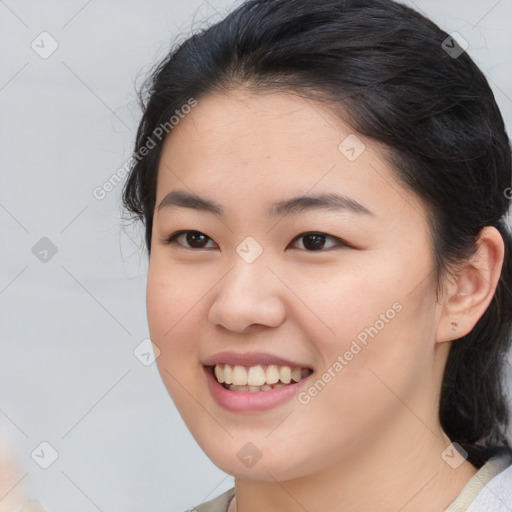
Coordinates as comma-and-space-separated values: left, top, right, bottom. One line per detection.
146, 89, 504, 512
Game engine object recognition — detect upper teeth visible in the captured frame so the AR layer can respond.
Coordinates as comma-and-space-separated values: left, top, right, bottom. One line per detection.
214, 364, 310, 386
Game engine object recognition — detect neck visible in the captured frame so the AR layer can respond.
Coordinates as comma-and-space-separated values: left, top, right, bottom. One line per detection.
229, 420, 477, 512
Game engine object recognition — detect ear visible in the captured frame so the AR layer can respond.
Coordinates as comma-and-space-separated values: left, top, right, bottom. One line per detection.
436, 226, 505, 343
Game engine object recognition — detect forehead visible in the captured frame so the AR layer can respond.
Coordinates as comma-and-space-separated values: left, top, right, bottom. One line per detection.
166, 89, 351, 162
155, 90, 427, 227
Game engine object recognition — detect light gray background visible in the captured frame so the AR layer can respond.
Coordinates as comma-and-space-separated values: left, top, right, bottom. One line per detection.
1, 1, 511, 511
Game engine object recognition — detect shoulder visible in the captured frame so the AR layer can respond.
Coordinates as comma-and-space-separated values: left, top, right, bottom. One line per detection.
465, 455, 512, 511
186, 488, 235, 512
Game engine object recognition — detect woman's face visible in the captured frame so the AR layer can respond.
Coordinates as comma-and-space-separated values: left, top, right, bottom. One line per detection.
147, 90, 446, 480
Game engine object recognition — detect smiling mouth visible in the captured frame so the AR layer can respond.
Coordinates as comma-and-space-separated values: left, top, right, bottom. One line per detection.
209, 363, 313, 392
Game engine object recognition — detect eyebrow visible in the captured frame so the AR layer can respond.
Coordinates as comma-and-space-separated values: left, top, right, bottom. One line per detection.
157, 190, 375, 217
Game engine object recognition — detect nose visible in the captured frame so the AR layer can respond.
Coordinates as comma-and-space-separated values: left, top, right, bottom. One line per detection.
207, 260, 286, 334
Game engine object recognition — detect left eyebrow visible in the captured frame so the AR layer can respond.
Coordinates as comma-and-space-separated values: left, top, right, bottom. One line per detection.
157, 190, 375, 217
268, 192, 375, 217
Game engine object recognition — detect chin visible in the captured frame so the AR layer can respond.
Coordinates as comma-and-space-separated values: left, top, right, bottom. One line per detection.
200, 440, 317, 482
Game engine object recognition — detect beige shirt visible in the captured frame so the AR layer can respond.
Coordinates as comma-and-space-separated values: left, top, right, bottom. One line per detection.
191, 453, 512, 512
444, 452, 512, 511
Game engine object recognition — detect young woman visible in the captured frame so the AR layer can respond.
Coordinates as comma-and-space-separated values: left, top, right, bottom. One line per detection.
122, 0, 512, 510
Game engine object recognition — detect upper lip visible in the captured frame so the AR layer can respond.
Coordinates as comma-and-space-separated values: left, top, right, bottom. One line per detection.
203, 352, 312, 369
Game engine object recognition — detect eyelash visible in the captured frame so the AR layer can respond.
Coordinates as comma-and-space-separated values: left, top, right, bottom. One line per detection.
162, 230, 351, 251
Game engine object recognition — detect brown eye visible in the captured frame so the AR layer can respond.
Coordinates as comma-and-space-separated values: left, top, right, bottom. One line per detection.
302, 233, 327, 250
290, 232, 347, 251
185, 231, 210, 248
163, 230, 348, 251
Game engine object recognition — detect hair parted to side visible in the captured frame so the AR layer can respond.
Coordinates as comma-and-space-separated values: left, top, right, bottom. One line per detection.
122, 0, 512, 466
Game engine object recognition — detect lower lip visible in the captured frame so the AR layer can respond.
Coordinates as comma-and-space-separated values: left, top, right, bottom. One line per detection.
204, 366, 312, 413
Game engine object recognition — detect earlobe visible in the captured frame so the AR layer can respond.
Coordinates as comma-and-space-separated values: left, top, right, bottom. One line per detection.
436, 226, 505, 344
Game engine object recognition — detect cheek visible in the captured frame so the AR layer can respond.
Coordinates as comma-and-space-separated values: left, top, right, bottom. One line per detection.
146, 260, 206, 387
296, 265, 432, 403
282, 266, 399, 354
146, 256, 213, 338
146, 268, 206, 418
